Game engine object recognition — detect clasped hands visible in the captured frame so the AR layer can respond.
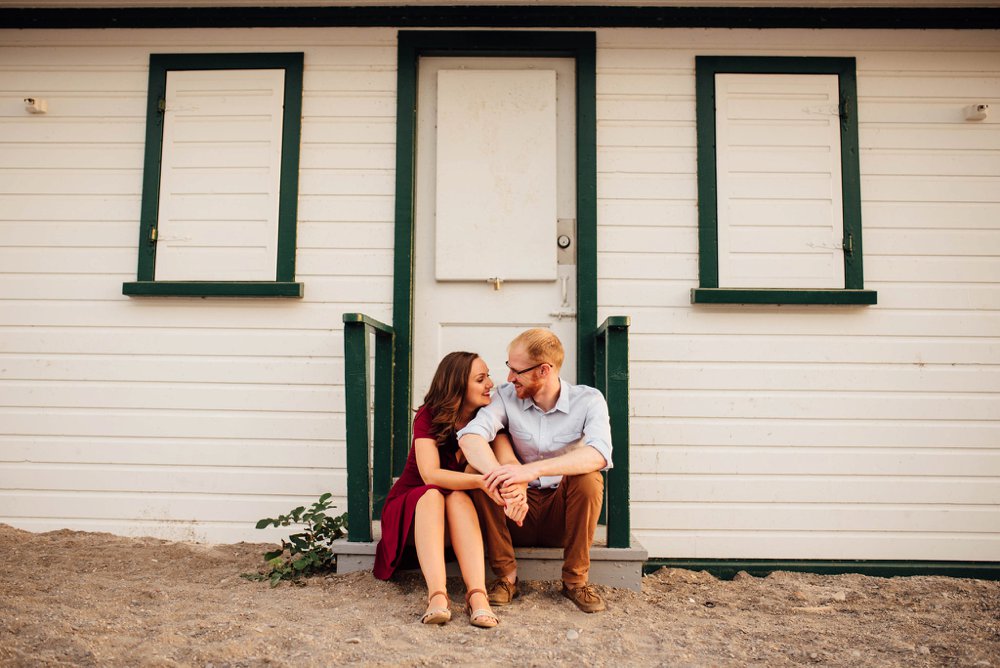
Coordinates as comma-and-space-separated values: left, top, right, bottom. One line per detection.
481, 463, 535, 527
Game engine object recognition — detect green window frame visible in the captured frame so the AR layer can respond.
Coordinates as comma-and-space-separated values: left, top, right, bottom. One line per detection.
692, 56, 876, 306
123, 52, 304, 297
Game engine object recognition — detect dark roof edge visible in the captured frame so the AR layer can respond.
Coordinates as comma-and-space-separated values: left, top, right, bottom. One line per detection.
2, 6, 999, 30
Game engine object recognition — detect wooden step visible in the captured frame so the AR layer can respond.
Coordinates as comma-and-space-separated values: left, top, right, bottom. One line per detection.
332, 522, 647, 590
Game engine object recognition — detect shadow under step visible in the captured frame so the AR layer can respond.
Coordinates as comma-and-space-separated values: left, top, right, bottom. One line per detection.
332, 522, 647, 591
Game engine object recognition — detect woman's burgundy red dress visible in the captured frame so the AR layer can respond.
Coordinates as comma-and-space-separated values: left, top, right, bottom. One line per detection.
373, 405, 463, 580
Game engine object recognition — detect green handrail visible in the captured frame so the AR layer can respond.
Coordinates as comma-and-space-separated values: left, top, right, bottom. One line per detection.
595, 316, 631, 549
342, 313, 395, 542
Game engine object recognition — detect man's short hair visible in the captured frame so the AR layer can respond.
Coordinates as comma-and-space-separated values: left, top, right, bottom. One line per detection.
509, 328, 564, 370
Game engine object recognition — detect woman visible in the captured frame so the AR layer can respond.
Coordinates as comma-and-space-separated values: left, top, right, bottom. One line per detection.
373, 352, 512, 628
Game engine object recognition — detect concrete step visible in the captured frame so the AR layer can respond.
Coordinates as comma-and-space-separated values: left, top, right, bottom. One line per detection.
332, 522, 647, 590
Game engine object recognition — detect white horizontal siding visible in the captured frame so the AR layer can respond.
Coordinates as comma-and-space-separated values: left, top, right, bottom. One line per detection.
0, 27, 998, 562
596, 28, 1000, 560
0, 28, 397, 542
0, 438, 344, 472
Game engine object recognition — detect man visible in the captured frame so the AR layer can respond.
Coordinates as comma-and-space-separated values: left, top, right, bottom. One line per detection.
456, 328, 613, 613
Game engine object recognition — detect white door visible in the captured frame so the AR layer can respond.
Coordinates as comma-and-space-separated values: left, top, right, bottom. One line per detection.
412, 57, 577, 403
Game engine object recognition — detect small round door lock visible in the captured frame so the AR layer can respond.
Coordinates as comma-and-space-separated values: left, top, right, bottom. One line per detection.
557, 235, 571, 249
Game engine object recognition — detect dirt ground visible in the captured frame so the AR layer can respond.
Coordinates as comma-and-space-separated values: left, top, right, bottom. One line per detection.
1, 524, 997, 667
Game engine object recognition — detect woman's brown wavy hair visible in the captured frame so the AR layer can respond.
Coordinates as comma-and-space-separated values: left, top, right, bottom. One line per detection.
421, 351, 479, 449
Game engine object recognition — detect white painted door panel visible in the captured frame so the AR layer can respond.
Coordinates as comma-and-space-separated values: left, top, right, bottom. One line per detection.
413, 57, 576, 403
435, 69, 558, 281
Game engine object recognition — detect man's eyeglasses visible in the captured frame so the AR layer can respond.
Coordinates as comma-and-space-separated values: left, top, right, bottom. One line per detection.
505, 361, 545, 377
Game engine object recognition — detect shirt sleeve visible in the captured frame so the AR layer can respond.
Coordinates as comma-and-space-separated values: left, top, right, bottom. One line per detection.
582, 389, 613, 471
455, 390, 508, 443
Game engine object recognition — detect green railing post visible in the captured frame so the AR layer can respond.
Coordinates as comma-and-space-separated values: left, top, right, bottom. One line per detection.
372, 329, 395, 519
595, 316, 631, 549
343, 313, 395, 543
343, 317, 373, 543
594, 331, 608, 526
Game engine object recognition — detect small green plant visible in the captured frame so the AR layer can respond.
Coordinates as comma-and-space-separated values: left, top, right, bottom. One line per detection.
242, 492, 348, 587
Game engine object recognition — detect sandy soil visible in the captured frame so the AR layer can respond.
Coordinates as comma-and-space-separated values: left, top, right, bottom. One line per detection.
1, 523, 997, 667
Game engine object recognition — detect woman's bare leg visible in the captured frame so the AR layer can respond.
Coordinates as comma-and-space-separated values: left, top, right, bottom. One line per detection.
445, 491, 494, 621
414, 489, 449, 617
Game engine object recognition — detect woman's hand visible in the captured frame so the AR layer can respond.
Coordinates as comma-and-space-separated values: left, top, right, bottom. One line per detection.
500, 481, 527, 507
502, 486, 528, 526
477, 475, 506, 507
500, 482, 528, 526
504, 501, 527, 526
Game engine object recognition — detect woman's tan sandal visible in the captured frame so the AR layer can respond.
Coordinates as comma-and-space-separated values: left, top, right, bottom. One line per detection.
420, 590, 451, 625
464, 589, 499, 628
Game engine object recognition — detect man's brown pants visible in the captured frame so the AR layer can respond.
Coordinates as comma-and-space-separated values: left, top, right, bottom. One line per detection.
471, 471, 603, 586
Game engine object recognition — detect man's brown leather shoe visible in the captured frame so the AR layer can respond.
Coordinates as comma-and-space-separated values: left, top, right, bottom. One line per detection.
486, 577, 519, 606
561, 582, 606, 613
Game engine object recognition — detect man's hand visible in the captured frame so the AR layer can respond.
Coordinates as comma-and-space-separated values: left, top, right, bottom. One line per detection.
485, 463, 538, 494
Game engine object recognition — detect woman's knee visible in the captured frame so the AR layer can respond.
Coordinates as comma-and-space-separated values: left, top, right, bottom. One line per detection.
445, 489, 473, 511
416, 488, 446, 512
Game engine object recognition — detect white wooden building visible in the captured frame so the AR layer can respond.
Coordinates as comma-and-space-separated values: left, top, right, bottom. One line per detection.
1, 0, 998, 574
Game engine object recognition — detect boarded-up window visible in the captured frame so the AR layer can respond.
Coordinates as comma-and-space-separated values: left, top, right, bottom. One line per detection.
715, 73, 845, 289
156, 69, 284, 281
693, 56, 875, 306
124, 53, 303, 297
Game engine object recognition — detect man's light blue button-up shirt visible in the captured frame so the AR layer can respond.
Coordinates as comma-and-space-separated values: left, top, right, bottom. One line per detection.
456, 378, 613, 489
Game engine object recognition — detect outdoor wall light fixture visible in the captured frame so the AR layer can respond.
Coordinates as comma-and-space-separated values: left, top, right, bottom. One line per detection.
24, 97, 47, 114
964, 104, 990, 121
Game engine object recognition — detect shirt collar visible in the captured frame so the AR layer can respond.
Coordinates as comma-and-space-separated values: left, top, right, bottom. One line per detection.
553, 378, 570, 414
517, 378, 570, 414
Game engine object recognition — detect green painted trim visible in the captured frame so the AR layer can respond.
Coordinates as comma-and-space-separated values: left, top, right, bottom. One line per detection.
601, 318, 630, 549
391, 35, 418, 478
391, 31, 598, 465
692, 288, 877, 305
131, 52, 304, 291
136, 56, 167, 282
146, 51, 304, 72
343, 319, 374, 542
594, 332, 608, 527
4, 6, 998, 30
595, 315, 631, 333
697, 55, 857, 76
342, 313, 396, 527
372, 328, 396, 519
694, 56, 872, 303
643, 559, 1000, 581
276, 52, 304, 283
400, 30, 596, 56
342, 312, 394, 333
694, 57, 719, 289
839, 64, 865, 290
122, 281, 303, 297
575, 34, 598, 387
